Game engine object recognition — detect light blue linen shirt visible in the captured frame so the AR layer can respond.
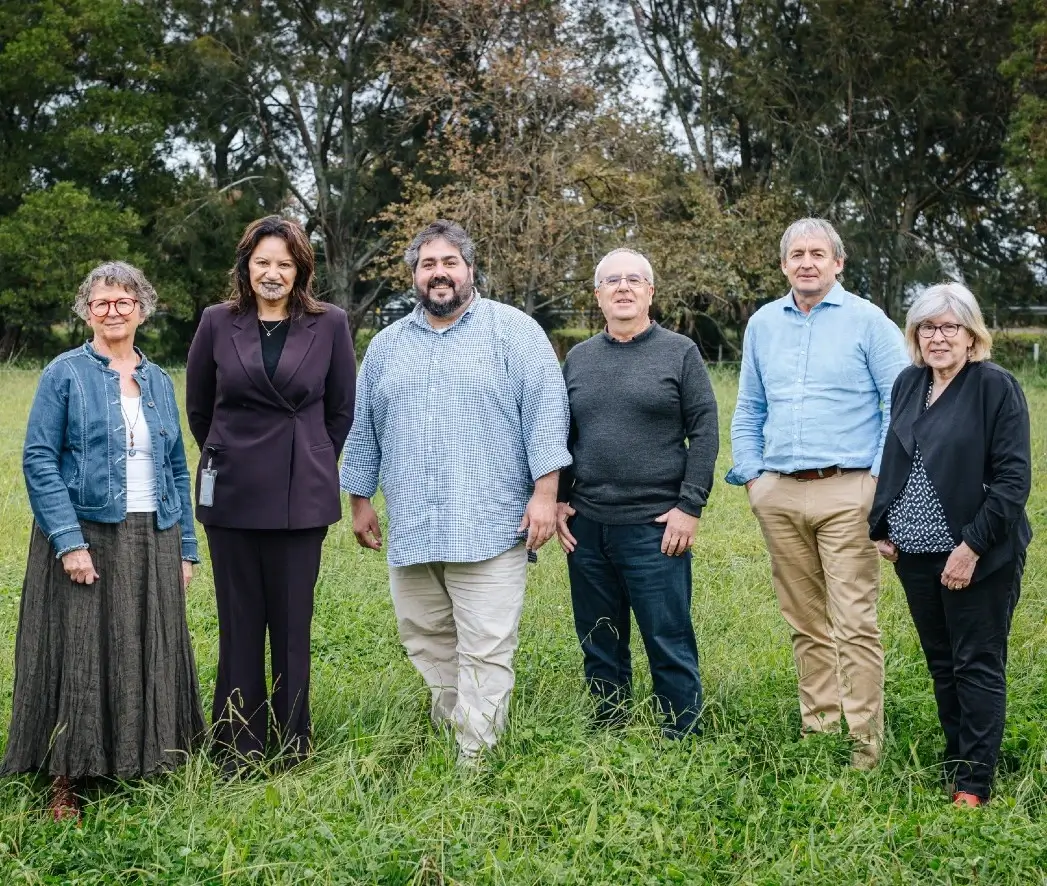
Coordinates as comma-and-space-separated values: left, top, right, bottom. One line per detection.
340, 295, 572, 567
726, 283, 909, 485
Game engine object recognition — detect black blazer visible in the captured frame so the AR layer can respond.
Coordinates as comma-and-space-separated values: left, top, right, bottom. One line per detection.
185, 301, 356, 530
869, 361, 1032, 581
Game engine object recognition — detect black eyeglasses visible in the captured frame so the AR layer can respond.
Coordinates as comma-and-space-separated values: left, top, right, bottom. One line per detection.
917, 322, 963, 339
88, 298, 139, 318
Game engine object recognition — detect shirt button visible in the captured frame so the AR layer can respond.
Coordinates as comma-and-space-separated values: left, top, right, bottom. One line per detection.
147, 401, 155, 408
160, 429, 167, 436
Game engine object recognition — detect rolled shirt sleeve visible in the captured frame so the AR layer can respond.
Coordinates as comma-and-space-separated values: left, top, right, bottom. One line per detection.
726, 320, 768, 486
510, 321, 572, 482
865, 312, 909, 477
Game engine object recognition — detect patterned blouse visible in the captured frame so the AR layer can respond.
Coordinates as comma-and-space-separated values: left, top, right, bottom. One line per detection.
886, 382, 956, 553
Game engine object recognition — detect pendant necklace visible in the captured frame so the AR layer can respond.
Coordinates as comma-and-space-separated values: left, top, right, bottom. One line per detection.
260, 318, 286, 337
121, 395, 142, 457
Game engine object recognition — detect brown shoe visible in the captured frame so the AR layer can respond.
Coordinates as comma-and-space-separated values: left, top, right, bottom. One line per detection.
49, 776, 81, 824
850, 744, 880, 771
952, 791, 984, 808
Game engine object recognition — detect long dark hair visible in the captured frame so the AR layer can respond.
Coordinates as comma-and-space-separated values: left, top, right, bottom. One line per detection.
226, 216, 326, 317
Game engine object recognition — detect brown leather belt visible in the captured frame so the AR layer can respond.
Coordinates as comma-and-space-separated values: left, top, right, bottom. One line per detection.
779, 466, 866, 481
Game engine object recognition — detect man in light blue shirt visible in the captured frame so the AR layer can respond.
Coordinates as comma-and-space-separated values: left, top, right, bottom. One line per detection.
727, 218, 908, 769
340, 219, 571, 763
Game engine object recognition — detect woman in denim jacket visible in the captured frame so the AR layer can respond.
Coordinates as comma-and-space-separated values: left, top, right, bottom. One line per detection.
1, 262, 205, 822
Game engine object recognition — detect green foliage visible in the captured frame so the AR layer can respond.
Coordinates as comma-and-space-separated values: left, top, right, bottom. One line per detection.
353, 327, 380, 362
628, 0, 1043, 320
0, 184, 141, 356
991, 330, 1047, 370
0, 0, 1045, 362
0, 372, 1044, 882
549, 327, 595, 359
1003, 0, 1047, 234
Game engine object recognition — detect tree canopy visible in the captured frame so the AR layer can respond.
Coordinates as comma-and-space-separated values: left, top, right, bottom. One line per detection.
1, 0, 1043, 360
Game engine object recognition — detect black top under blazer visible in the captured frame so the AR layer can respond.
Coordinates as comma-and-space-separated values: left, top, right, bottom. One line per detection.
869, 360, 1032, 581
185, 301, 356, 530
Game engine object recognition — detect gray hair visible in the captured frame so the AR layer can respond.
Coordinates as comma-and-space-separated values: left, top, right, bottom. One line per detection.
74, 261, 158, 321
593, 248, 655, 288
779, 218, 847, 263
404, 220, 476, 271
904, 282, 992, 366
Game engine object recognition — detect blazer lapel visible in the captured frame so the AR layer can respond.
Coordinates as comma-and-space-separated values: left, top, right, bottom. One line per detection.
914, 361, 974, 452
232, 303, 290, 406
270, 313, 317, 395
890, 366, 929, 458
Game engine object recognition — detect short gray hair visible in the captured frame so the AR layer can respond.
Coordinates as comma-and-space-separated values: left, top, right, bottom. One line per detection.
404, 220, 476, 271
74, 261, 159, 321
779, 218, 847, 263
593, 248, 655, 288
905, 282, 992, 366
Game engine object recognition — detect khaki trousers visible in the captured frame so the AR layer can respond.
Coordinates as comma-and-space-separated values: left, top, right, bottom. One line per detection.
388, 544, 527, 757
748, 470, 884, 757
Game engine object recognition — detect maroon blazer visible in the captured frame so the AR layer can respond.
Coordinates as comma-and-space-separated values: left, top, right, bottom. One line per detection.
185, 301, 355, 530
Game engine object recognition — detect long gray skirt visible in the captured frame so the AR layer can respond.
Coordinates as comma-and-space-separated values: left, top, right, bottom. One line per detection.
1, 515, 205, 778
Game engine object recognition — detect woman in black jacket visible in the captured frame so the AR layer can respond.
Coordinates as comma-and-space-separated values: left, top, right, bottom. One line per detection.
869, 282, 1032, 808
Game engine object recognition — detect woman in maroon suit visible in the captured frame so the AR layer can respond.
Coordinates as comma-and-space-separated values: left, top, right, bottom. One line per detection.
186, 216, 355, 773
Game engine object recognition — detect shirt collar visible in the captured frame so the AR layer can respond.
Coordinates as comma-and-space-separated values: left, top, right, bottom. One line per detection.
780, 281, 846, 313
82, 341, 149, 371
601, 320, 658, 344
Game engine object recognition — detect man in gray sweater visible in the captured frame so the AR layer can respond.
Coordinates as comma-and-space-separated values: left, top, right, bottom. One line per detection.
556, 247, 719, 738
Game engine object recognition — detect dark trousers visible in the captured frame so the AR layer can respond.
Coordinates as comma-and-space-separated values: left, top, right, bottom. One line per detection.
566, 513, 702, 738
894, 551, 1024, 800
205, 525, 327, 765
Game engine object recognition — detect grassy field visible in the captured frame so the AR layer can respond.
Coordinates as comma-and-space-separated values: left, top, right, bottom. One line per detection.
0, 367, 1043, 885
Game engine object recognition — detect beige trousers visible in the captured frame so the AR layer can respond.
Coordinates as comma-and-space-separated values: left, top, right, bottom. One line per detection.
388, 544, 527, 757
748, 470, 884, 756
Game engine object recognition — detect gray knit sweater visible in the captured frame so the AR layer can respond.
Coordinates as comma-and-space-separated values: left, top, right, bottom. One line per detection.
558, 322, 719, 523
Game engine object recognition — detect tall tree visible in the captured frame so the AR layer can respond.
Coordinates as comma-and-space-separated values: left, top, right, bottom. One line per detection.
167, 0, 422, 335
626, 0, 1027, 319
1003, 0, 1047, 236
378, 0, 642, 320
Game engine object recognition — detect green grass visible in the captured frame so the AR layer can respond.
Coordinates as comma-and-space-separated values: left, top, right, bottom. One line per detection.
0, 367, 1043, 884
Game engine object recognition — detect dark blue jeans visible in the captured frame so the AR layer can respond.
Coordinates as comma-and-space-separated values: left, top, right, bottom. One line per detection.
566, 513, 702, 738
894, 550, 1024, 800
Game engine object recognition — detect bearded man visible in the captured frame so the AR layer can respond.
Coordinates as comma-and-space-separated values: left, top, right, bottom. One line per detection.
340, 219, 571, 764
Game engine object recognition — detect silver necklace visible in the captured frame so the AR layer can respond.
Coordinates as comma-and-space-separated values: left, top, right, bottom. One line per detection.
259, 318, 286, 337
120, 395, 142, 457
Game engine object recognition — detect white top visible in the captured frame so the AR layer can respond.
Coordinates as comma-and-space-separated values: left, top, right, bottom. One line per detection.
122, 394, 157, 513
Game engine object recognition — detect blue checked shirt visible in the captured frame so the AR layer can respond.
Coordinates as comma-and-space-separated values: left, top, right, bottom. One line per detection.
340, 296, 572, 567
726, 283, 909, 485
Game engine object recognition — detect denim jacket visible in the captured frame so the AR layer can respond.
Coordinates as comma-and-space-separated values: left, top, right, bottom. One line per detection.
23, 342, 199, 562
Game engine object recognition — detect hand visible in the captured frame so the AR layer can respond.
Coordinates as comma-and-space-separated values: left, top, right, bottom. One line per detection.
874, 539, 899, 563
556, 502, 577, 554
519, 491, 557, 552
62, 549, 99, 585
351, 496, 383, 551
941, 541, 979, 590
654, 507, 698, 556
182, 561, 194, 589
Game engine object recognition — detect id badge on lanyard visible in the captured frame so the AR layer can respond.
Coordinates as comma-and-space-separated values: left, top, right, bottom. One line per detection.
199, 454, 218, 507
